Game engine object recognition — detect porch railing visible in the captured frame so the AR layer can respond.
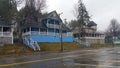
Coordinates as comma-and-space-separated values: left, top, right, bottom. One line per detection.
24, 37, 40, 51
0, 32, 12, 37
84, 37, 105, 39
47, 24, 59, 29
74, 38, 90, 47
22, 31, 73, 36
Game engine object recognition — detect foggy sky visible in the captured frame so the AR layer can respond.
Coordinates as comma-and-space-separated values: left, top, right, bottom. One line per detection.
47, 0, 120, 31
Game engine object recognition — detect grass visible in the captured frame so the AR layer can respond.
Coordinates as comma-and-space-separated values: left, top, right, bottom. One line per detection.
90, 43, 114, 48
0, 42, 119, 55
0, 43, 32, 55
39, 42, 117, 51
39, 42, 88, 51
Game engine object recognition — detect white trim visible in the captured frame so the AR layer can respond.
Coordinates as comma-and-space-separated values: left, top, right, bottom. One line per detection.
22, 31, 72, 36
39, 28, 41, 34
30, 27, 31, 34
2, 26, 3, 36
0, 32, 13, 37
47, 19, 49, 35
84, 37, 105, 39
54, 20, 55, 36
12, 33, 13, 44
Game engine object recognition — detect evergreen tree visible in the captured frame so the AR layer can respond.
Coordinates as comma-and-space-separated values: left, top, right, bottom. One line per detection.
77, 0, 89, 26
73, 0, 90, 39
0, 0, 18, 23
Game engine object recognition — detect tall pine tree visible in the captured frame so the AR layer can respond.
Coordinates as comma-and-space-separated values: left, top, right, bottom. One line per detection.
74, 0, 90, 40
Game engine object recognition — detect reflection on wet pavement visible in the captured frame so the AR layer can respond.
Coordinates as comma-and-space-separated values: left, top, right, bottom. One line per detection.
0, 47, 120, 68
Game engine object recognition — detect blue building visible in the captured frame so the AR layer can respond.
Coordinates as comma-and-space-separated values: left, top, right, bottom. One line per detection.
22, 11, 73, 50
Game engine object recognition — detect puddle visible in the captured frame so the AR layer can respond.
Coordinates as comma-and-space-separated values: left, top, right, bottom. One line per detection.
74, 59, 98, 65
73, 58, 105, 68
111, 62, 120, 66
62, 58, 74, 68
117, 51, 120, 54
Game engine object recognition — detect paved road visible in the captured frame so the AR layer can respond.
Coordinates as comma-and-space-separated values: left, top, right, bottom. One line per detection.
0, 47, 120, 68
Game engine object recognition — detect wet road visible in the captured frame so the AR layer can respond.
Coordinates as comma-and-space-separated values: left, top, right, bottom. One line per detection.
0, 47, 120, 68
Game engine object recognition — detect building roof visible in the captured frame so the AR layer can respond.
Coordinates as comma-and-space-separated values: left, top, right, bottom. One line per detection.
22, 11, 71, 31
40, 11, 62, 22
87, 21, 97, 27
47, 11, 71, 31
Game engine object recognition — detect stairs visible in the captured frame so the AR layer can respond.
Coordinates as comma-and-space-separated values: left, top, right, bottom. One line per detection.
23, 37, 40, 51
74, 39, 90, 47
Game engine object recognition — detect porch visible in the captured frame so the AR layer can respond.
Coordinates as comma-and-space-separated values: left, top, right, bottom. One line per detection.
0, 26, 13, 44
22, 27, 72, 36
74, 33, 105, 38
0, 26, 13, 37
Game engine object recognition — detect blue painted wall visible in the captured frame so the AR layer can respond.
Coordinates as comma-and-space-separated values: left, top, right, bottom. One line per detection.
26, 35, 73, 42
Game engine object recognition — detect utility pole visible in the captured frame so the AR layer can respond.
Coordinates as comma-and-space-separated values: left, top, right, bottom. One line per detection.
59, 12, 63, 52
60, 22, 63, 51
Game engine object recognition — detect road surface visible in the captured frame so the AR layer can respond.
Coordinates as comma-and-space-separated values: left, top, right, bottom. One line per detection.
0, 47, 120, 68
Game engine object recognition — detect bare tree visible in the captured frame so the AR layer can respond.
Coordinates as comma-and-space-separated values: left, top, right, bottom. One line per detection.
106, 19, 120, 37
17, 0, 47, 42
25, 0, 46, 13
105, 19, 120, 43
68, 20, 79, 30
22, 0, 47, 22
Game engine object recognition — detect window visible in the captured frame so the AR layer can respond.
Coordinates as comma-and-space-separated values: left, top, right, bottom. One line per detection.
55, 29, 59, 33
40, 28, 47, 32
0, 27, 2, 32
31, 27, 39, 31
55, 20, 59, 25
3, 27, 11, 32
62, 30, 67, 33
27, 27, 30, 32
48, 28, 54, 32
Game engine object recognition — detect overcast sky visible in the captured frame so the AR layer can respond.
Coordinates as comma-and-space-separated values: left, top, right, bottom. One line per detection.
47, 0, 120, 31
